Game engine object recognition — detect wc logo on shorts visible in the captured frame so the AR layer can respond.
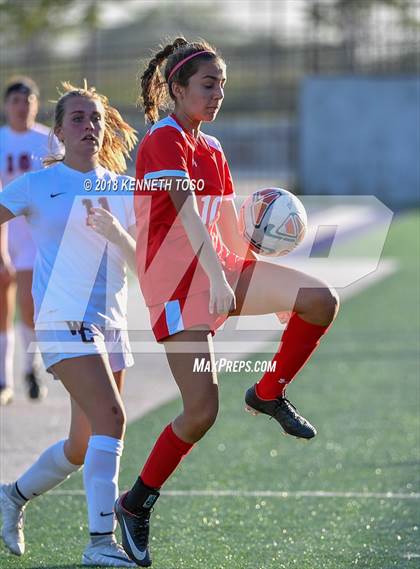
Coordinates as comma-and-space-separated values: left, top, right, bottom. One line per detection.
67, 321, 95, 343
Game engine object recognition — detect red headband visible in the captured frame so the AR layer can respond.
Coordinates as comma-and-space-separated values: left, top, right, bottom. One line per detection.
167, 50, 215, 82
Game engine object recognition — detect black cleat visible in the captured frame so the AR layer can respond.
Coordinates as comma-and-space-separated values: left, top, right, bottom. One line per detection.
25, 370, 47, 401
245, 384, 317, 439
115, 491, 159, 567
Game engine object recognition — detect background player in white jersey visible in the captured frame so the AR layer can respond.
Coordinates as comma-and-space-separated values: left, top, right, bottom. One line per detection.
0, 76, 59, 404
0, 81, 138, 567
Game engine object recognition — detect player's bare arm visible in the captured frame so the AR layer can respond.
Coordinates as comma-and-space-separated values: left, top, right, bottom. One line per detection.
217, 198, 257, 260
165, 175, 236, 314
0, 205, 15, 275
0, 204, 15, 227
0, 210, 16, 287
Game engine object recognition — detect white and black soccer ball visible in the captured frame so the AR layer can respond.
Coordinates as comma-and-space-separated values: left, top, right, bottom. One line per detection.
239, 188, 307, 256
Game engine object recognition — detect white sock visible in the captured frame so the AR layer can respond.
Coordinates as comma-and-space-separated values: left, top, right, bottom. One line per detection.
16, 440, 81, 501
0, 329, 15, 389
83, 435, 123, 535
18, 322, 37, 375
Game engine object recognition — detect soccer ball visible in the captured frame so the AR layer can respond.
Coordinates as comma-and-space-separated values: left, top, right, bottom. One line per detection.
238, 188, 307, 256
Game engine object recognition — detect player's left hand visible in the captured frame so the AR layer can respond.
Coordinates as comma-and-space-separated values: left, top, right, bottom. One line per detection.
88, 207, 123, 244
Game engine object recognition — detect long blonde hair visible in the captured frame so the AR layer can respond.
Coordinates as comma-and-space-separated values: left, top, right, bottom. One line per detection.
44, 81, 137, 174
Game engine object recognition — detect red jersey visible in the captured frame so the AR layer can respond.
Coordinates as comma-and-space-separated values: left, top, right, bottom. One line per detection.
135, 114, 241, 307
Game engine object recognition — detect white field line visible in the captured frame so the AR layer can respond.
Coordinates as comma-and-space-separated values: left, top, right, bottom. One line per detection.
48, 489, 420, 500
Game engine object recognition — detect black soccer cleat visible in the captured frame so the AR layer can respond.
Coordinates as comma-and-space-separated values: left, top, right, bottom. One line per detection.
25, 370, 47, 401
245, 384, 317, 439
115, 491, 159, 567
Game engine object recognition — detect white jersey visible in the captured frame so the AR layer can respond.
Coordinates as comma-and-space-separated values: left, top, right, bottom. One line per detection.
0, 123, 61, 270
0, 123, 59, 186
0, 162, 135, 329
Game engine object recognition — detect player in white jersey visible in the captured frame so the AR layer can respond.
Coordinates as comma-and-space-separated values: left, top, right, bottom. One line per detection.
0, 81, 138, 567
0, 77, 60, 404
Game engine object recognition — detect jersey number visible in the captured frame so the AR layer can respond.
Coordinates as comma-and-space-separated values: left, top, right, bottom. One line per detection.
82, 197, 111, 214
200, 195, 221, 225
6, 153, 31, 175
82, 197, 111, 224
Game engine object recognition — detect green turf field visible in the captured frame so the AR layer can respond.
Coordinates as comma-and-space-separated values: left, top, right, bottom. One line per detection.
1, 212, 419, 568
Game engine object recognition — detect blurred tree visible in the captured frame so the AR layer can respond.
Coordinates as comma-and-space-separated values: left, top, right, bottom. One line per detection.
0, 0, 98, 63
85, 1, 231, 58
309, 0, 417, 27
307, 0, 419, 70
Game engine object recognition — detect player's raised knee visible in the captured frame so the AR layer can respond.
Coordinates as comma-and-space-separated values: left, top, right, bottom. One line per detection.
297, 284, 339, 325
317, 285, 339, 323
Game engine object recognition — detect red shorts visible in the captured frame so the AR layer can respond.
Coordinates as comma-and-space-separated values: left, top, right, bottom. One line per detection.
148, 259, 256, 341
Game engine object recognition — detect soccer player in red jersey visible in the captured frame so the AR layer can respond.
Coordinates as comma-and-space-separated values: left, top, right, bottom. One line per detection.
116, 38, 339, 566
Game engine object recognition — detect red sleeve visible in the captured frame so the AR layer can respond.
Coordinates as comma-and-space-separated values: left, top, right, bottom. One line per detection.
137, 126, 189, 180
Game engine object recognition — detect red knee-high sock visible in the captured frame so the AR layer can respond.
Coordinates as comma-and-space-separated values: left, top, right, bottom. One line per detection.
140, 423, 194, 489
256, 313, 331, 400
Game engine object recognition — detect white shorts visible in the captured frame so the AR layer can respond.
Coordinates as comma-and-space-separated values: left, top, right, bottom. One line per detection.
35, 321, 134, 377
7, 216, 36, 271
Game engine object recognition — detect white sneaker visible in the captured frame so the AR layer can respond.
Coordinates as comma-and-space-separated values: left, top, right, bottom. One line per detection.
0, 483, 26, 555
82, 538, 136, 567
